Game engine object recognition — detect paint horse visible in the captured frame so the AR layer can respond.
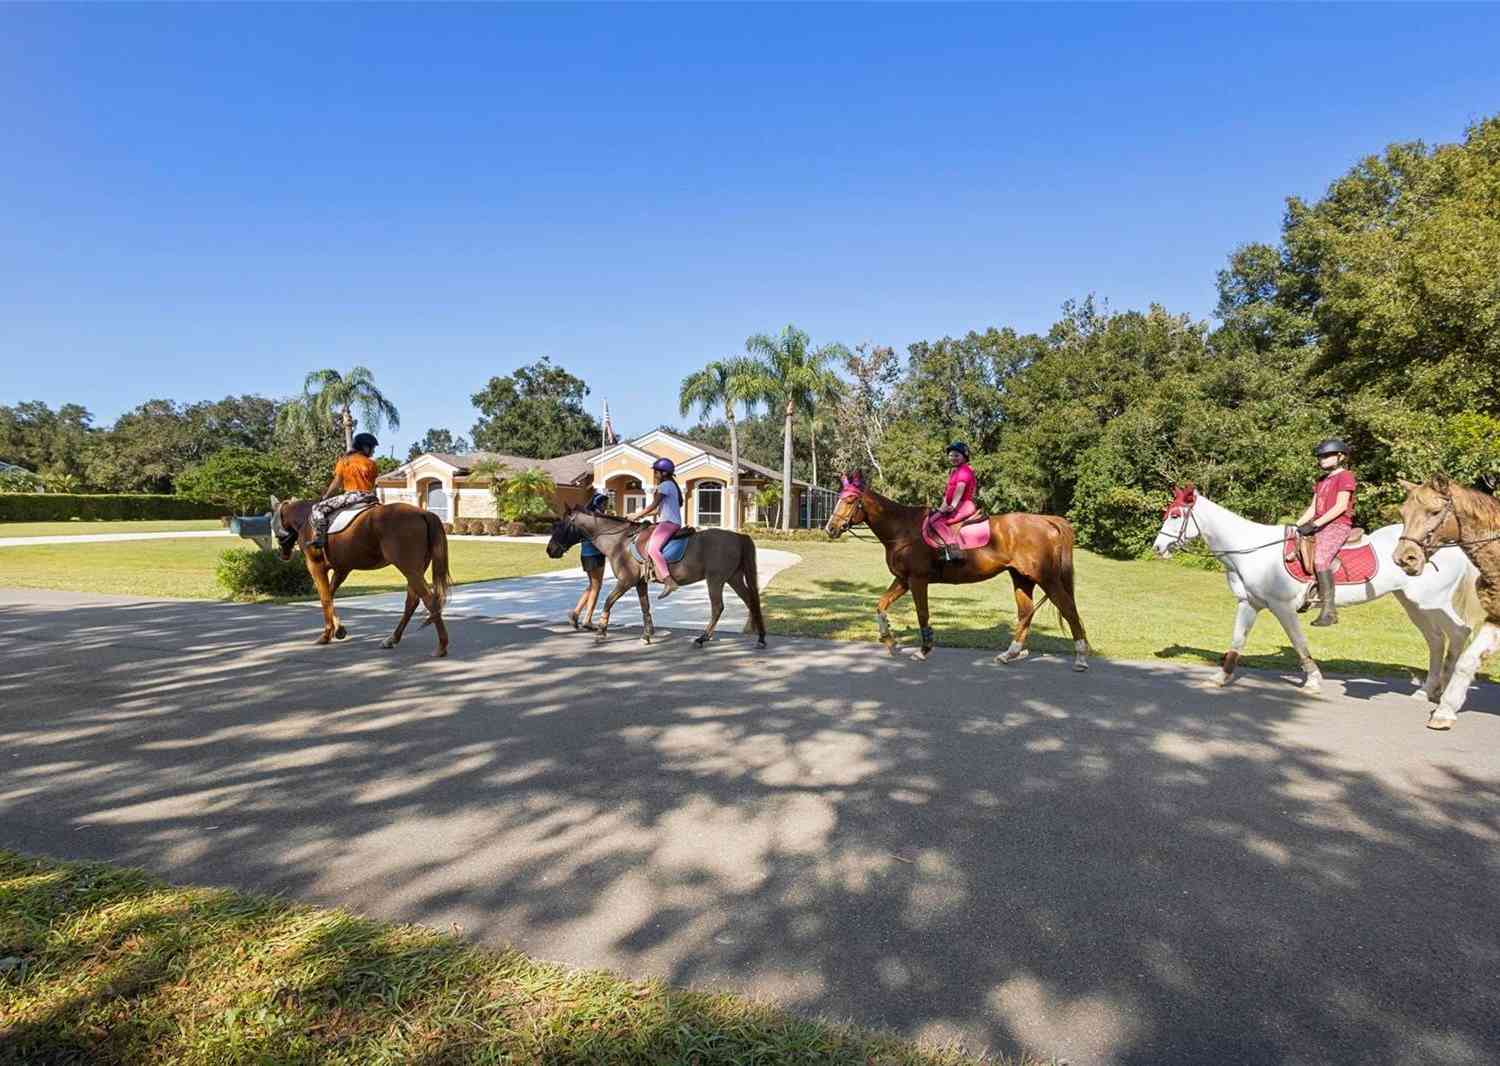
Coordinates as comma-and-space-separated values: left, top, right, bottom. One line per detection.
1393, 475, 1500, 729
1153, 484, 1479, 696
546, 508, 767, 647
271, 496, 452, 656
824, 472, 1090, 669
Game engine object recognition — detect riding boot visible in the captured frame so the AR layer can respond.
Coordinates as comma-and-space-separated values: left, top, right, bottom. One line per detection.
658, 577, 680, 600
310, 530, 328, 551
1311, 570, 1338, 627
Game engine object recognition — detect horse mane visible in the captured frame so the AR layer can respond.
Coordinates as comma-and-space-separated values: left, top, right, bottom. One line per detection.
1450, 482, 1500, 528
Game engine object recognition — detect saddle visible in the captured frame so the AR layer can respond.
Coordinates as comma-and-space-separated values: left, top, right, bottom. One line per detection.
1286, 526, 1376, 587
627, 524, 696, 570
326, 500, 378, 535
920, 509, 992, 556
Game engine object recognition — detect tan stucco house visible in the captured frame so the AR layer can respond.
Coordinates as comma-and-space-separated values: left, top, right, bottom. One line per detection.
377, 428, 819, 529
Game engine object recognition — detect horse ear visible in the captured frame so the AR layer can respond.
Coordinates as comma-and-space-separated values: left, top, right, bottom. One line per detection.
1397, 477, 1419, 493
269, 495, 280, 514
1183, 482, 1196, 500
1429, 472, 1451, 492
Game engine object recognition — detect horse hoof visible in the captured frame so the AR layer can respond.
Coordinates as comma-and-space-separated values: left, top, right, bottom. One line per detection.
380, 638, 397, 650
1216, 671, 1233, 687
884, 642, 900, 657
1427, 712, 1456, 731
914, 648, 931, 662
1072, 659, 1089, 672
757, 638, 767, 649
693, 635, 708, 647
316, 636, 331, 646
434, 647, 448, 658
334, 625, 348, 640
1410, 687, 1437, 703
994, 650, 1028, 665
568, 613, 580, 630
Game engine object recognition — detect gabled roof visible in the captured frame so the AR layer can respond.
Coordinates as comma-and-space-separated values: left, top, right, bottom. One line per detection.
630, 428, 807, 486
378, 449, 600, 486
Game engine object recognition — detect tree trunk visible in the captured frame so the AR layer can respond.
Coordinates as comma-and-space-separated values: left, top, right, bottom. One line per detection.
726, 402, 740, 531
811, 418, 818, 489
341, 406, 354, 452
782, 399, 794, 530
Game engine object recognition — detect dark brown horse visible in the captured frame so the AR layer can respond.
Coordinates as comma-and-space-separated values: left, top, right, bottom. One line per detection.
825, 472, 1090, 668
1393, 474, 1500, 729
271, 496, 452, 656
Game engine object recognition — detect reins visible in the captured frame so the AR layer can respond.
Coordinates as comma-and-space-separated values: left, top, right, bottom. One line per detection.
1169, 500, 1285, 559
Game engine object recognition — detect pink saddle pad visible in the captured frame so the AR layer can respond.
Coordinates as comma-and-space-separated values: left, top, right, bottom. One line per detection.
921, 513, 992, 552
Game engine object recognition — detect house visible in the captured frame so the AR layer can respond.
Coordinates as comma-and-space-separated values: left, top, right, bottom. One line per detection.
377, 428, 831, 529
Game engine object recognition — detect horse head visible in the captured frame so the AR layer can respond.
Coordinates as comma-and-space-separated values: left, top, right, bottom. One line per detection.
826, 472, 868, 539
269, 496, 300, 560
1393, 475, 1458, 576
1152, 483, 1199, 558
545, 507, 583, 559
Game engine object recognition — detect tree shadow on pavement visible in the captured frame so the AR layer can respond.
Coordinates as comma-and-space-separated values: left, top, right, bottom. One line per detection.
2, 592, 1499, 1066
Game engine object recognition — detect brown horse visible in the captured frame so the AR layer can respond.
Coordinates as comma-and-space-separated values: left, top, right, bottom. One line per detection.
1393, 474, 1500, 729
825, 472, 1090, 668
271, 496, 452, 656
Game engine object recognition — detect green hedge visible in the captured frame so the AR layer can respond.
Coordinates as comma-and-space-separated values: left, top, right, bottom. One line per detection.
0, 494, 227, 522
215, 547, 316, 598
744, 525, 841, 542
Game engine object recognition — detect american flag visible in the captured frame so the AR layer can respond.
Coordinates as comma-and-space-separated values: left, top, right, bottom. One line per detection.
602, 400, 617, 446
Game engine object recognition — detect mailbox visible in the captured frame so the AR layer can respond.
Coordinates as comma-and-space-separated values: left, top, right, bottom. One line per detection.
229, 513, 274, 552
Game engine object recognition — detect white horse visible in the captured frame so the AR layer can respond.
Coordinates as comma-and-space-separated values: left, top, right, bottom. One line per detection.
1152, 485, 1480, 696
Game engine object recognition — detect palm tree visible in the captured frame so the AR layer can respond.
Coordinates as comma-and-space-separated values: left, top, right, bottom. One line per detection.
278, 366, 400, 453
743, 326, 845, 529
471, 460, 554, 521
678, 357, 764, 530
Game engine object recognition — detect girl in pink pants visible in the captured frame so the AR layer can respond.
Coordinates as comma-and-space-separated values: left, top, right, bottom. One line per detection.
633, 457, 685, 599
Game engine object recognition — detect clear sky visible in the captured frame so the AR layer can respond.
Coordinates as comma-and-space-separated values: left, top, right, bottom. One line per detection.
3, 3, 1497, 455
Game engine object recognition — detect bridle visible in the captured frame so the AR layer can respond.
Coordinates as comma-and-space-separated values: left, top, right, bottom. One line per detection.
1161, 495, 1290, 558
1396, 492, 1457, 565
826, 489, 882, 543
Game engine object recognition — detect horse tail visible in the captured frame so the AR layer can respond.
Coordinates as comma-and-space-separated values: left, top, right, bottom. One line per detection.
1453, 559, 1484, 628
1051, 516, 1078, 635
741, 533, 767, 639
426, 511, 452, 616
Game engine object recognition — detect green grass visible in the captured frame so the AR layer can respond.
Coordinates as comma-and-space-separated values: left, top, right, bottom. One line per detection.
0, 538, 570, 600
762, 539, 1496, 681
0, 519, 226, 538
0, 850, 1030, 1066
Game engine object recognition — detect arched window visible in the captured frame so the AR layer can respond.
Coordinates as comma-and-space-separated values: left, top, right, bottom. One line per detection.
695, 480, 723, 527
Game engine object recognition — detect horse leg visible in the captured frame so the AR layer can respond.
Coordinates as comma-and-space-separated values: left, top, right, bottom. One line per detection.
400, 571, 448, 657
309, 563, 337, 645
911, 579, 935, 661
381, 588, 420, 649
997, 574, 1036, 665
596, 578, 633, 642
636, 579, 655, 644
1429, 621, 1500, 730
875, 578, 908, 656
1394, 594, 1445, 701
1217, 601, 1261, 687
728, 573, 767, 648
1043, 575, 1091, 672
694, 578, 726, 647
327, 569, 350, 639
1268, 602, 1321, 693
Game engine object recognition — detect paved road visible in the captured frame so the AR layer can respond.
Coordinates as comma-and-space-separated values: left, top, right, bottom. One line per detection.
333, 547, 801, 632
0, 529, 234, 547
2, 587, 1498, 1066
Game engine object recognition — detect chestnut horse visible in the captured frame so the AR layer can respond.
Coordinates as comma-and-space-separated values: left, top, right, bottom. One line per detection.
1393, 475, 1500, 729
271, 496, 452, 656
825, 472, 1090, 668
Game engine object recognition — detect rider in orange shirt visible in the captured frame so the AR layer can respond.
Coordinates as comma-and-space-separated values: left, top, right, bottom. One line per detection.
309, 432, 381, 550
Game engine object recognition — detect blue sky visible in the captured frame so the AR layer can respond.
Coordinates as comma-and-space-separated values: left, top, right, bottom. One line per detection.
3, 3, 1497, 456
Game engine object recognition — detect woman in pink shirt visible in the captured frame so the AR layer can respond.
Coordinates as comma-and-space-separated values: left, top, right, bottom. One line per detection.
925, 442, 979, 561
1295, 437, 1356, 627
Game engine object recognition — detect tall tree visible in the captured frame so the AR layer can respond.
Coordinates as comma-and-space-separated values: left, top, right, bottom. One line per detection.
279, 367, 400, 453
0, 401, 96, 484
678, 357, 764, 529
830, 344, 899, 483
469, 358, 601, 458
409, 428, 471, 459
743, 326, 846, 529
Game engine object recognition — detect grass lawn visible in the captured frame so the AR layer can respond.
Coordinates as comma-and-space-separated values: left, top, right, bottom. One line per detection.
762, 540, 1497, 682
0, 850, 1027, 1066
0, 519, 226, 538
0, 537, 570, 600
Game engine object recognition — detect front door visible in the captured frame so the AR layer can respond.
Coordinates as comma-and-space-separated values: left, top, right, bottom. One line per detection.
623, 492, 646, 517
425, 485, 450, 523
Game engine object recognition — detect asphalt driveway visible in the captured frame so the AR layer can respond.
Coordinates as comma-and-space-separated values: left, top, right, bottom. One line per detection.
2, 587, 1497, 1066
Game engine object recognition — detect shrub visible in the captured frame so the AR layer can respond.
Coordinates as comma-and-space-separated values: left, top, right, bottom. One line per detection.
0, 493, 226, 522
176, 448, 301, 516
746, 525, 840, 542
0, 469, 43, 493
451, 518, 472, 535
482, 519, 503, 535
215, 547, 315, 598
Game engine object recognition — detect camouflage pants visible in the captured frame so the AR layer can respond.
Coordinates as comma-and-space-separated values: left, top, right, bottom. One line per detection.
310, 491, 378, 535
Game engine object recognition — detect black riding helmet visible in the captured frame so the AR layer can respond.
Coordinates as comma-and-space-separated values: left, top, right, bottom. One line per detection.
587, 491, 609, 512
1314, 438, 1350, 458
352, 432, 380, 453
945, 441, 971, 460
